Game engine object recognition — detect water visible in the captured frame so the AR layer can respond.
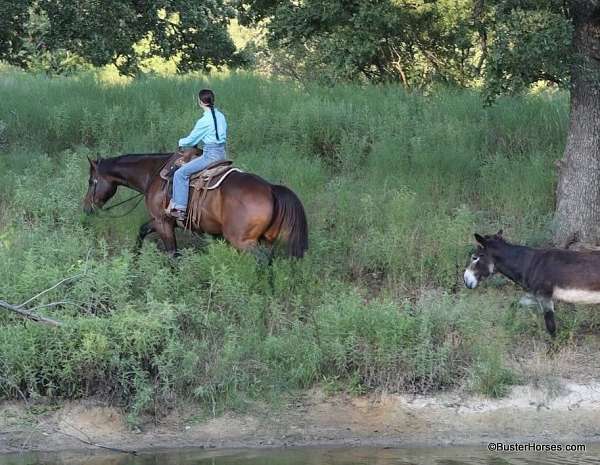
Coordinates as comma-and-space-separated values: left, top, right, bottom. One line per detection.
2, 445, 600, 465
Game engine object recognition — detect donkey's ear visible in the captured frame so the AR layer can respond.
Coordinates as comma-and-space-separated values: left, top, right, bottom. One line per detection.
474, 233, 486, 245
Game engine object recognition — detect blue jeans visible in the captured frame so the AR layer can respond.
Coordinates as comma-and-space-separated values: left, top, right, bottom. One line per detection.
173, 143, 226, 210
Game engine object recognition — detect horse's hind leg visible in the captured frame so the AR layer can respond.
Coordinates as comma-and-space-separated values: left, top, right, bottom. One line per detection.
136, 219, 156, 251
222, 219, 261, 253
228, 236, 259, 253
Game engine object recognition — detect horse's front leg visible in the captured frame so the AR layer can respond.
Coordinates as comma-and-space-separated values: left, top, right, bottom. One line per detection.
135, 219, 156, 251
154, 220, 178, 256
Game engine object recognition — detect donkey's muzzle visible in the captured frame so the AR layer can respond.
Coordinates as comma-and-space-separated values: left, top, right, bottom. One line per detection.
463, 269, 478, 289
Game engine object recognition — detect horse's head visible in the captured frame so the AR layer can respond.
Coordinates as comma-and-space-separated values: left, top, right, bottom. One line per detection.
463, 230, 504, 289
83, 157, 117, 214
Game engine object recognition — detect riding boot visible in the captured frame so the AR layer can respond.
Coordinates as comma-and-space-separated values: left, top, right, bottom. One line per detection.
168, 208, 187, 221
165, 200, 187, 221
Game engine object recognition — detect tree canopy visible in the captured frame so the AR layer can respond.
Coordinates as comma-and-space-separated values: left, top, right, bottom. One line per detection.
238, 0, 483, 87
0, 0, 243, 75
0, 0, 581, 94
482, 0, 573, 100
234, 0, 579, 99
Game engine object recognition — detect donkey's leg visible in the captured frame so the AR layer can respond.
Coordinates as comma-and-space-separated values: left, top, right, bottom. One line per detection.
154, 220, 178, 256
537, 296, 556, 337
519, 293, 538, 307
135, 219, 156, 251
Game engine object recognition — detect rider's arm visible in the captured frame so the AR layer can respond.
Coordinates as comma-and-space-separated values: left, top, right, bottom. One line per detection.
178, 116, 210, 148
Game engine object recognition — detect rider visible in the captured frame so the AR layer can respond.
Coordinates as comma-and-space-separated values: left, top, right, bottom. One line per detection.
168, 89, 227, 220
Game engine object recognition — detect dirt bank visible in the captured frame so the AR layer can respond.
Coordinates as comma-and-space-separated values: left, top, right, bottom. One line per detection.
2, 379, 600, 455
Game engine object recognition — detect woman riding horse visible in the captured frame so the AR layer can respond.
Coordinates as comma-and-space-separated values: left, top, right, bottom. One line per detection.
167, 89, 228, 221
83, 153, 308, 258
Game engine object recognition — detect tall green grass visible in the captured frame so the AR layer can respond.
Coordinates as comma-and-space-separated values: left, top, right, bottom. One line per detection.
0, 68, 579, 417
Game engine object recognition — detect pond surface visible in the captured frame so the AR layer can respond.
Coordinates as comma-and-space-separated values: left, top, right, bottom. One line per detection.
1, 445, 599, 465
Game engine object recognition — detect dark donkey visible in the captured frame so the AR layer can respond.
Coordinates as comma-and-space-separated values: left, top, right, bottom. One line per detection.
464, 231, 600, 336
83, 153, 308, 257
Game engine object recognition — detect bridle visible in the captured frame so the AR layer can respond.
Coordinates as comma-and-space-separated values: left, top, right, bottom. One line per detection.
89, 171, 144, 219
88, 155, 170, 218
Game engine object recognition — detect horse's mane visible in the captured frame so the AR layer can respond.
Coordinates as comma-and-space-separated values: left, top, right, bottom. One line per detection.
107, 152, 172, 162
96, 152, 171, 172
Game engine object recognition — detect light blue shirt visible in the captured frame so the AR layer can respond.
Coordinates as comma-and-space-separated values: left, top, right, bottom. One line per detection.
178, 108, 227, 147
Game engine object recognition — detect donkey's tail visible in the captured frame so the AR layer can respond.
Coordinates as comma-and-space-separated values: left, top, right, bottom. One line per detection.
267, 185, 308, 258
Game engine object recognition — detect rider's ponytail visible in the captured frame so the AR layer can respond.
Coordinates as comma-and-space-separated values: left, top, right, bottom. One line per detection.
199, 89, 220, 141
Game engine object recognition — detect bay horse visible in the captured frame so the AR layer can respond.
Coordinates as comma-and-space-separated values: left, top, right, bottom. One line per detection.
82, 153, 308, 257
464, 230, 600, 336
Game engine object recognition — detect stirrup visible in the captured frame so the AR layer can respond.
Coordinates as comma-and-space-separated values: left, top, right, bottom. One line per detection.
167, 208, 187, 221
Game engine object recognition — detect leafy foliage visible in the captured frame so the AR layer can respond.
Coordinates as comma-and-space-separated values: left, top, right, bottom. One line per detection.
483, 0, 572, 101
0, 72, 577, 414
0, 0, 30, 67
239, 0, 483, 86
0, 0, 243, 75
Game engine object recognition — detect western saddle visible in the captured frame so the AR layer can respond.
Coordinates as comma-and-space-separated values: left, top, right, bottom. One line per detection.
160, 148, 242, 225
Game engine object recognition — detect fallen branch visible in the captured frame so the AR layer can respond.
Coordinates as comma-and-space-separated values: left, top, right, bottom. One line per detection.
17, 274, 82, 309
0, 300, 63, 326
57, 418, 137, 455
57, 429, 138, 455
0, 273, 85, 326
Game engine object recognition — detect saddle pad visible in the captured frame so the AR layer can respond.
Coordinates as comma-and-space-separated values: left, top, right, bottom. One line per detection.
189, 160, 233, 182
190, 167, 243, 191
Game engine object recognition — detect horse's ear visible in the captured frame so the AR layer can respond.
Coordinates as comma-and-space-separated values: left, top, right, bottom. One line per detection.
495, 229, 503, 239
474, 233, 486, 245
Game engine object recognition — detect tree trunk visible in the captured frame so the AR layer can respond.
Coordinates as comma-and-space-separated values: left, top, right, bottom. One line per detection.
554, 4, 600, 246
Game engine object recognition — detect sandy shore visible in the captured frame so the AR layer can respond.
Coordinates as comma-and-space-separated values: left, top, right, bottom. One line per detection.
2, 380, 600, 455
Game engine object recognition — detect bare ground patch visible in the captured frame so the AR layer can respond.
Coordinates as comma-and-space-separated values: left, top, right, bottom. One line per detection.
3, 376, 600, 455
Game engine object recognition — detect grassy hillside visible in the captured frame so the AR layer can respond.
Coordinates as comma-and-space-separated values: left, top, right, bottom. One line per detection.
0, 69, 590, 420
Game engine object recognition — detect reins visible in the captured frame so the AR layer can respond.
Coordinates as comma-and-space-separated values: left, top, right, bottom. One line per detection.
97, 193, 145, 218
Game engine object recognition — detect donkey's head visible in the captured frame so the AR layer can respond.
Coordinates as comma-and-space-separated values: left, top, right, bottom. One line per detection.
83, 157, 117, 214
463, 230, 504, 289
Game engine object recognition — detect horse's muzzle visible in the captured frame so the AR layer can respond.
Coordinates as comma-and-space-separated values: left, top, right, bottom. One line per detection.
83, 204, 98, 215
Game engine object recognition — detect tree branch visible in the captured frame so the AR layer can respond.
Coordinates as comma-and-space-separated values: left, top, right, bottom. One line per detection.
57, 425, 137, 455
0, 271, 87, 325
0, 300, 64, 326
17, 274, 82, 308
539, 72, 564, 86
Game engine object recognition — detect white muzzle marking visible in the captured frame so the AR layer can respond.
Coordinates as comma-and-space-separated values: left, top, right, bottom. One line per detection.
464, 269, 478, 289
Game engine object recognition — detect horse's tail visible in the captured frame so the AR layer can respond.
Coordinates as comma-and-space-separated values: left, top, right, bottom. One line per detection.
268, 185, 308, 258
